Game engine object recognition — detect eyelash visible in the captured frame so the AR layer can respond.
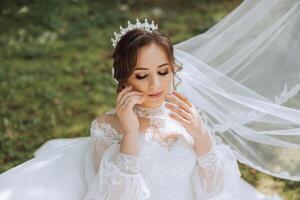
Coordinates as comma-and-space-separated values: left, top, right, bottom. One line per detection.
135, 70, 169, 80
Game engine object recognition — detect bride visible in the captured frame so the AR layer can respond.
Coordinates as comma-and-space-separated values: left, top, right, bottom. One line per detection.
1, 1, 299, 199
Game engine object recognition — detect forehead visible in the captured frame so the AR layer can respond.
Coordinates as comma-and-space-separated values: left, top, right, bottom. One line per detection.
135, 43, 169, 70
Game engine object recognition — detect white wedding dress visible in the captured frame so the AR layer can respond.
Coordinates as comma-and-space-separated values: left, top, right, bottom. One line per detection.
0, 101, 281, 200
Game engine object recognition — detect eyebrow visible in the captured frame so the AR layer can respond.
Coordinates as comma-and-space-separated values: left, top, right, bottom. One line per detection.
134, 63, 169, 71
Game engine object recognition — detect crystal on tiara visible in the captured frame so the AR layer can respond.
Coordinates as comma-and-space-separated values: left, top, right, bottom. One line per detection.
111, 18, 159, 48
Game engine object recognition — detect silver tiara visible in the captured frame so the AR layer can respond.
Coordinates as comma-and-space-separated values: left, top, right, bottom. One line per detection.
111, 18, 159, 48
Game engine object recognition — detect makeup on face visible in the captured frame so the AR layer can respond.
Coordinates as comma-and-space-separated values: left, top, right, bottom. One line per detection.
148, 91, 163, 98
134, 63, 170, 80
126, 44, 173, 107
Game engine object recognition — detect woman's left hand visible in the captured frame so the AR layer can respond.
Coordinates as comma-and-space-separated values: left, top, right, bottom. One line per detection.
165, 91, 207, 140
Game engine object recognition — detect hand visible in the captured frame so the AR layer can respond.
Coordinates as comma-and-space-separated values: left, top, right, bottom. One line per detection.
116, 85, 146, 136
165, 91, 207, 140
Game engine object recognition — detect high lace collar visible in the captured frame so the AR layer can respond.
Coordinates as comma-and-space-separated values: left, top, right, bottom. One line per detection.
133, 101, 169, 119
133, 101, 183, 150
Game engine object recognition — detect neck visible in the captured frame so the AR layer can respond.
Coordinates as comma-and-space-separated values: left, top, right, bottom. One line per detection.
133, 101, 168, 119
135, 101, 165, 109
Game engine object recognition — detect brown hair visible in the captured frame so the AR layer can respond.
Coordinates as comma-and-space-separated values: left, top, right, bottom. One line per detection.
112, 28, 183, 93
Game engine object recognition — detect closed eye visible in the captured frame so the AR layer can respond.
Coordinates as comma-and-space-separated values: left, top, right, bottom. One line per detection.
135, 70, 169, 80
158, 69, 169, 76
135, 75, 147, 79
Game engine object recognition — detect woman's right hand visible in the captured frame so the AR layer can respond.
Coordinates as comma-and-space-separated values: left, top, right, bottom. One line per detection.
116, 85, 146, 136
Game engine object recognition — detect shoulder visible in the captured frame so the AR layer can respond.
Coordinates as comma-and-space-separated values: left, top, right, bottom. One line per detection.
90, 108, 124, 138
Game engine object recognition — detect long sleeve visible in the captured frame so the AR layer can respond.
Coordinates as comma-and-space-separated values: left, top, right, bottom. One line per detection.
191, 144, 223, 199
83, 119, 151, 200
191, 134, 241, 200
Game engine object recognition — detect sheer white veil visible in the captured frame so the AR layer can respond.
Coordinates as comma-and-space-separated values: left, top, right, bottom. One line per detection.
173, 0, 300, 181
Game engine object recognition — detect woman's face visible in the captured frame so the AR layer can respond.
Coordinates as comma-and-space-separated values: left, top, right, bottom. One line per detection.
126, 43, 173, 108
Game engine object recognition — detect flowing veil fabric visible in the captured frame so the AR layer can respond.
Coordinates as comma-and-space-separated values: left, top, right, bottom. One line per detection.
173, 0, 300, 181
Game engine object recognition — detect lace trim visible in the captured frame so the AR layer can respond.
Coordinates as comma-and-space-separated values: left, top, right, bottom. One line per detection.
133, 101, 167, 119
196, 146, 218, 170
91, 119, 122, 144
105, 108, 115, 115
113, 152, 141, 174
93, 106, 182, 152
274, 81, 300, 104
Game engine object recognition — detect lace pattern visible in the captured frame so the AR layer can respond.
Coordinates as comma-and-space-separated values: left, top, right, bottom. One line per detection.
133, 101, 167, 119
113, 152, 141, 174
88, 105, 228, 199
196, 146, 218, 170
90, 119, 122, 144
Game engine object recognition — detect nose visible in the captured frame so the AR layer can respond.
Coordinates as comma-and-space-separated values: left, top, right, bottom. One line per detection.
149, 75, 161, 90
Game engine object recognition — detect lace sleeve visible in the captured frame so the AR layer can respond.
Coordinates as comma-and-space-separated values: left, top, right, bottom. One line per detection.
83, 117, 151, 200
192, 143, 224, 199
191, 131, 241, 199
90, 118, 141, 174
113, 152, 141, 174
196, 145, 218, 170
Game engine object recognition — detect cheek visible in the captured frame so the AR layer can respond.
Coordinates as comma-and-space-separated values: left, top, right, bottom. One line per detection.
127, 78, 148, 92
165, 74, 173, 87
160, 74, 172, 92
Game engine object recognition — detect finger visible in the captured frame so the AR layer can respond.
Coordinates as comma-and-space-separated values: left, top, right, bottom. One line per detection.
117, 85, 132, 103
119, 91, 143, 103
127, 95, 146, 108
166, 102, 191, 121
169, 112, 191, 125
117, 85, 133, 103
173, 91, 193, 108
118, 91, 143, 107
166, 93, 191, 114
120, 95, 144, 110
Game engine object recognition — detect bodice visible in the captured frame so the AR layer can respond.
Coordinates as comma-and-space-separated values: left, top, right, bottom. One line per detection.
104, 100, 195, 150
90, 100, 220, 200
95, 119, 197, 200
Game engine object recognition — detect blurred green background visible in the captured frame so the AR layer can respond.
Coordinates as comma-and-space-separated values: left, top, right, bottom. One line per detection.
0, 0, 299, 199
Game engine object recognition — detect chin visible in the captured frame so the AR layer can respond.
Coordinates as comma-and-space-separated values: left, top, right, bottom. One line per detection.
138, 97, 165, 108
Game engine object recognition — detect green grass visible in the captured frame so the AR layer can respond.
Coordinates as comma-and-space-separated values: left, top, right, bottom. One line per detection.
0, 1, 299, 199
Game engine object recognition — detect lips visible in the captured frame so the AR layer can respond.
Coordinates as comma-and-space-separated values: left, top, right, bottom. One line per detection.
148, 91, 163, 97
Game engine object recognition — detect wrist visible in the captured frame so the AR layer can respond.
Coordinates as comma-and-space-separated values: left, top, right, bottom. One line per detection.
114, 151, 141, 174
123, 131, 139, 137
194, 126, 208, 139
193, 133, 213, 157
193, 129, 208, 143
120, 132, 140, 156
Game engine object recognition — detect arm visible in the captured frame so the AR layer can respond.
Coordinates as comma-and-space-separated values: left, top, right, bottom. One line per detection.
191, 129, 224, 199
113, 133, 141, 175
119, 131, 140, 156
165, 91, 240, 199
83, 119, 150, 200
